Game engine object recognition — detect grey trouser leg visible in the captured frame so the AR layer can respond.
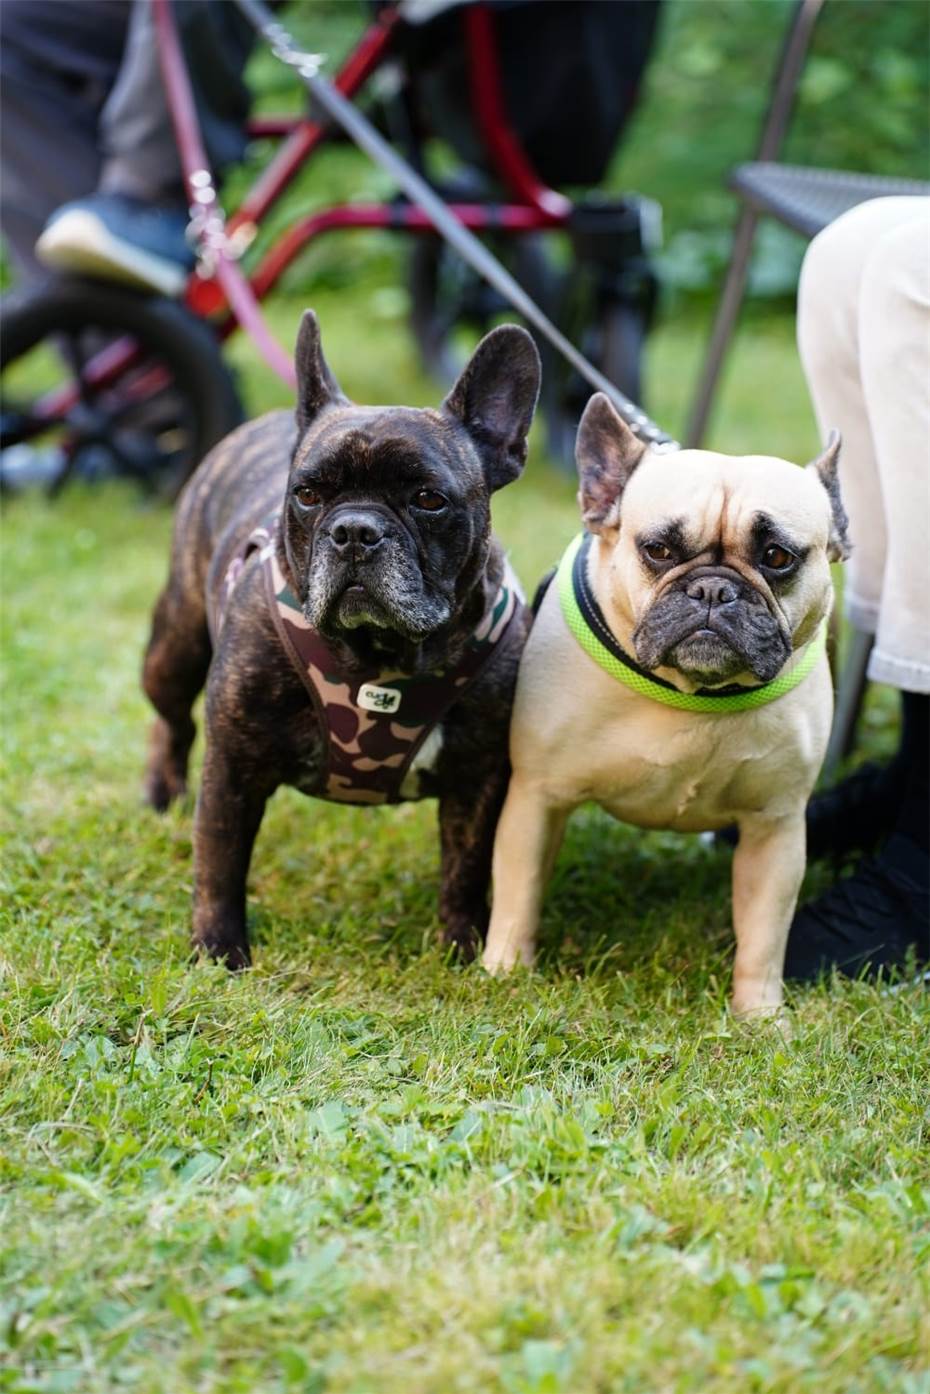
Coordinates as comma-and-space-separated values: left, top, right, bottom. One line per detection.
99, 0, 254, 203
0, 0, 253, 283
0, 0, 127, 280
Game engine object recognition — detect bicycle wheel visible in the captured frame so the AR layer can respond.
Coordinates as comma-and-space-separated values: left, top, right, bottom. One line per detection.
0, 276, 243, 499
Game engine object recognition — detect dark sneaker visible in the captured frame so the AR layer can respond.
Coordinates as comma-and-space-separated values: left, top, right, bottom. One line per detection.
784, 833, 930, 983
36, 193, 194, 296
803, 759, 900, 862
716, 759, 900, 862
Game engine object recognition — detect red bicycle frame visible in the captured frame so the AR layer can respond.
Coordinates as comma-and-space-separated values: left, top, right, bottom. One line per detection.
186, 3, 573, 344
33, 0, 577, 421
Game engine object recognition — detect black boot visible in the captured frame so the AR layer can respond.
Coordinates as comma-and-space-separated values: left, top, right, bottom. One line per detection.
804, 760, 900, 862
785, 693, 929, 983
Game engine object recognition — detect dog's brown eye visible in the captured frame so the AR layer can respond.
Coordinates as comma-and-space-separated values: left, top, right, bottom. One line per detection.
762, 544, 795, 570
412, 489, 447, 512
643, 542, 674, 563
294, 485, 321, 509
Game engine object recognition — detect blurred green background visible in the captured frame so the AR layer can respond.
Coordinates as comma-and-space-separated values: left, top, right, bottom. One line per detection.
233, 0, 929, 305
216, 0, 928, 448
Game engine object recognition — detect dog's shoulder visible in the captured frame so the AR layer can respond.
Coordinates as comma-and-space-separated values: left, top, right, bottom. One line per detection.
202, 409, 296, 484
175, 410, 297, 552
433, 540, 531, 787
205, 556, 321, 769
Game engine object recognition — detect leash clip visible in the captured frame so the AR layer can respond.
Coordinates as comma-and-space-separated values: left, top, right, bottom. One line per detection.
186, 168, 247, 277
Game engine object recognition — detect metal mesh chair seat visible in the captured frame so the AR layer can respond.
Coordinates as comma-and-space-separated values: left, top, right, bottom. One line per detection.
730, 162, 930, 239
687, 0, 930, 772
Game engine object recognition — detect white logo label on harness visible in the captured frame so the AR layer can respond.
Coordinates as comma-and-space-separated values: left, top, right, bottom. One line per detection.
358, 682, 401, 714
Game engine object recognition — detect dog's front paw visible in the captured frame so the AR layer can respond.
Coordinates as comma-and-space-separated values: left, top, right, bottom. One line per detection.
440, 921, 484, 963
191, 935, 251, 972
439, 901, 490, 963
481, 943, 533, 976
731, 1000, 793, 1038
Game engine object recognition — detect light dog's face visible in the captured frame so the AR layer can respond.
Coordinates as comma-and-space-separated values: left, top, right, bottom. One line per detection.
576, 394, 849, 688
283, 313, 540, 665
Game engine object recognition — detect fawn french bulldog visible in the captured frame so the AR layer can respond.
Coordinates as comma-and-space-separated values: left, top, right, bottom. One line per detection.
483, 393, 848, 1018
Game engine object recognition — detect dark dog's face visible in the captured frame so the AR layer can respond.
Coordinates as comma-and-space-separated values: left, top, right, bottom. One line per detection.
576, 394, 849, 688
281, 313, 540, 667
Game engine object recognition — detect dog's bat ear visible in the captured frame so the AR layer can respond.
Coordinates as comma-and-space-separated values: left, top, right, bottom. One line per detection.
441, 325, 541, 491
807, 429, 850, 561
294, 310, 348, 434
575, 393, 646, 533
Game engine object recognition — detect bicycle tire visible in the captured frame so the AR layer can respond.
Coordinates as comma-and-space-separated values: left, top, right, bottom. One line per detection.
0, 276, 243, 499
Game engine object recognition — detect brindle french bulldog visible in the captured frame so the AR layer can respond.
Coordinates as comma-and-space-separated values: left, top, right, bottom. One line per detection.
142, 311, 540, 968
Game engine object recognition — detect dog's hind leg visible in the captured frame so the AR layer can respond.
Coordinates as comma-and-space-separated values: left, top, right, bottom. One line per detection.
142, 576, 211, 811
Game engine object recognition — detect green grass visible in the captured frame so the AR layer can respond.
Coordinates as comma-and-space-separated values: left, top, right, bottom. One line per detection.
3, 4, 926, 1383
2, 302, 927, 1394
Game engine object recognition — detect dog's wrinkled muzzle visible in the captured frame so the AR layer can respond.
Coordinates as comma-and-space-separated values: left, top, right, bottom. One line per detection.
324, 506, 389, 562
634, 567, 791, 683
304, 518, 449, 645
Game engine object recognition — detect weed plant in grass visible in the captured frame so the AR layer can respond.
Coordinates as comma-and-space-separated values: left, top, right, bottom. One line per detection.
2, 304, 927, 1392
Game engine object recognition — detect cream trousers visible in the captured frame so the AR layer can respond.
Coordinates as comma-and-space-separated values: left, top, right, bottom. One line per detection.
797, 196, 930, 694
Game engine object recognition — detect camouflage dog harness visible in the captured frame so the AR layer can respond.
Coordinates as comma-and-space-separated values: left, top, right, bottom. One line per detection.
212, 516, 521, 805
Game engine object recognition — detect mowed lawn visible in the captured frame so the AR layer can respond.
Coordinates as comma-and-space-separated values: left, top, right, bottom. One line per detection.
2, 295, 928, 1394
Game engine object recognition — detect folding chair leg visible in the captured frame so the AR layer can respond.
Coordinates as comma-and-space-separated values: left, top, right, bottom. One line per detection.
685, 0, 824, 448
823, 629, 873, 778
685, 206, 760, 448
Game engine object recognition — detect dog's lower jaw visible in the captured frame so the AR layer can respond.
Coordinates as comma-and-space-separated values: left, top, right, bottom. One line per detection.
336, 589, 392, 630
635, 610, 792, 686
668, 633, 746, 687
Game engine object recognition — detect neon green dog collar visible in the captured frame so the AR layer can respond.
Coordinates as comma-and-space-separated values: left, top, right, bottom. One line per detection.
556, 532, 826, 714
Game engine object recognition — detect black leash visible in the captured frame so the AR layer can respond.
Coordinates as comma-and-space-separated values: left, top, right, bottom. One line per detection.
232, 0, 679, 452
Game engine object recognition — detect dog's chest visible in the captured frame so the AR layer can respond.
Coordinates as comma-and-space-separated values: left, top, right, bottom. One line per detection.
594, 723, 745, 831
288, 714, 444, 804
568, 693, 809, 831
236, 536, 515, 807
517, 596, 817, 832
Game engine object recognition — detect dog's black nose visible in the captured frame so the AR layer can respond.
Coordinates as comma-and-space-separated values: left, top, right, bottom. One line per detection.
328, 511, 386, 552
686, 574, 739, 607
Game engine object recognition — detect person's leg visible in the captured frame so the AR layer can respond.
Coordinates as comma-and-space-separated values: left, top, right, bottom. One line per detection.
796, 198, 926, 638
35, 0, 255, 295
98, 0, 254, 204
860, 210, 930, 697
786, 200, 930, 983
794, 198, 930, 862
0, 0, 127, 282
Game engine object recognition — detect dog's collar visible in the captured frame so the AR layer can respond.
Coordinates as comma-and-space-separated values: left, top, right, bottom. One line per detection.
557, 532, 826, 713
